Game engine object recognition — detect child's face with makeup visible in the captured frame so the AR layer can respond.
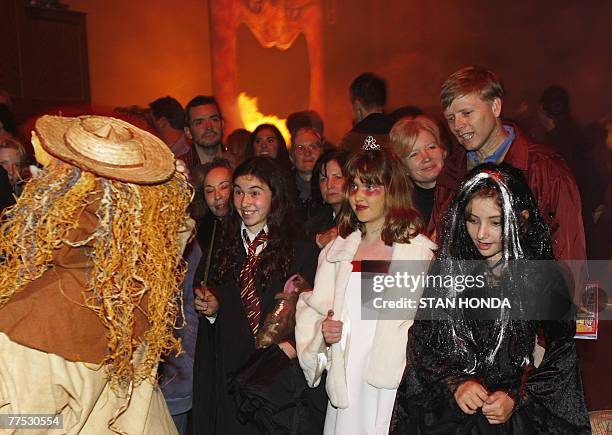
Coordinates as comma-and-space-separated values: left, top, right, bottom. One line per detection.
348, 177, 386, 228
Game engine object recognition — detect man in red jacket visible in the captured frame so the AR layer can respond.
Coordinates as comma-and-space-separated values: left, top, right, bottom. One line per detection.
430, 65, 586, 263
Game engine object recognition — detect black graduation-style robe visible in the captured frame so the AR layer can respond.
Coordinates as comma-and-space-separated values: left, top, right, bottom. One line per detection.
192, 236, 325, 434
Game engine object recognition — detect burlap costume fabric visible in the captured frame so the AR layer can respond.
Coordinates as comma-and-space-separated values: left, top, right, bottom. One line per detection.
0, 333, 177, 435
0, 197, 150, 363
0, 115, 192, 434
0, 195, 180, 435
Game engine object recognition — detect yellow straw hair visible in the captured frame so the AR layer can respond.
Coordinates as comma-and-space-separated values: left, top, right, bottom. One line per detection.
0, 157, 192, 391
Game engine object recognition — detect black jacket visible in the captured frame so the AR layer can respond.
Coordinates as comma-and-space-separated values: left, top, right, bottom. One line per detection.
390, 261, 590, 434
192, 236, 324, 434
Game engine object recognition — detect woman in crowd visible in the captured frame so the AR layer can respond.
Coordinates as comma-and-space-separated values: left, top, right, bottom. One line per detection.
159, 158, 233, 434
307, 150, 348, 247
191, 158, 234, 284
0, 137, 30, 197
246, 123, 292, 172
296, 138, 436, 435
192, 156, 324, 434
390, 163, 590, 434
159, 161, 234, 435
247, 123, 297, 207
389, 115, 448, 238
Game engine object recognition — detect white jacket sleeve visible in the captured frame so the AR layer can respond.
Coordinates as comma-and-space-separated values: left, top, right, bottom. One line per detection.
366, 235, 435, 389
295, 246, 334, 388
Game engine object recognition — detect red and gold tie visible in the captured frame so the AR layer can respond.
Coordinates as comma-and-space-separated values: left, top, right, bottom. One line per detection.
239, 229, 268, 336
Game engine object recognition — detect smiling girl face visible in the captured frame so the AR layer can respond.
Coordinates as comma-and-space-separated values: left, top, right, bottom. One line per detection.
233, 174, 273, 234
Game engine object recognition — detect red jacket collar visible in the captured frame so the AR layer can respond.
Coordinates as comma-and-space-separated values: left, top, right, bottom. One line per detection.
500, 123, 529, 171
439, 122, 528, 186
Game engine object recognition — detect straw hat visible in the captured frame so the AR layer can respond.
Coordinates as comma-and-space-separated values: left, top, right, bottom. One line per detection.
35, 115, 175, 184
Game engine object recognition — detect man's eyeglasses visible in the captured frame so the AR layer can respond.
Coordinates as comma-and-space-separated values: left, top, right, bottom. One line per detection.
294, 142, 321, 154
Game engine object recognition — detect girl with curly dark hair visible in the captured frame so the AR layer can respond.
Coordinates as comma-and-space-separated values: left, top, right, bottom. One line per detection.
192, 156, 324, 435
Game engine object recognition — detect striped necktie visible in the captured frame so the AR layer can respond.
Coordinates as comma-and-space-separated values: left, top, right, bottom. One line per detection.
239, 229, 268, 335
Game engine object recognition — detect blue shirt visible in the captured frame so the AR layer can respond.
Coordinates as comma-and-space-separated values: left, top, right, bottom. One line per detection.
467, 125, 515, 165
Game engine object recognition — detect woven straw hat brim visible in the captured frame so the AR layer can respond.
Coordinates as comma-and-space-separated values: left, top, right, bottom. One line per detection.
35, 115, 175, 185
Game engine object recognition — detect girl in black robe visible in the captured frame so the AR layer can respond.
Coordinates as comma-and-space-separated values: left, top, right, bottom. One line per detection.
390, 163, 590, 434
192, 156, 325, 434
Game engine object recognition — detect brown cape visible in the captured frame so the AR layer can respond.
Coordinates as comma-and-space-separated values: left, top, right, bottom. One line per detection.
0, 198, 149, 363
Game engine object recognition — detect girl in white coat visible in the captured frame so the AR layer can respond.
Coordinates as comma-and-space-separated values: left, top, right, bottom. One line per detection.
295, 138, 436, 435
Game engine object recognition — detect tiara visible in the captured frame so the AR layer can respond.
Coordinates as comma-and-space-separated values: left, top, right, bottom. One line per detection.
363, 135, 381, 151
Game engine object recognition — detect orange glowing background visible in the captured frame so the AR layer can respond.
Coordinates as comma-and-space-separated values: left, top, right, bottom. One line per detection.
64, 0, 213, 110
63, 0, 610, 145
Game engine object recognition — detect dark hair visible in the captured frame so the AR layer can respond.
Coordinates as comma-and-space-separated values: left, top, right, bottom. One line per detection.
193, 157, 233, 188
185, 95, 222, 125
439, 162, 553, 262
388, 105, 424, 124
440, 65, 504, 110
540, 85, 570, 119
349, 72, 387, 109
424, 163, 559, 368
214, 156, 304, 287
149, 96, 185, 130
337, 147, 423, 244
227, 128, 251, 163
0, 104, 16, 135
190, 157, 233, 220
286, 110, 324, 137
245, 123, 292, 171
311, 149, 348, 205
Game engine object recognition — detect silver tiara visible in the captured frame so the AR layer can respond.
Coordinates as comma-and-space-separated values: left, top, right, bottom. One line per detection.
363, 135, 381, 150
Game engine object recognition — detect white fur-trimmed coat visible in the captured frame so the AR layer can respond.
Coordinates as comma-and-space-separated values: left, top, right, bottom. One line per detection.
295, 230, 436, 409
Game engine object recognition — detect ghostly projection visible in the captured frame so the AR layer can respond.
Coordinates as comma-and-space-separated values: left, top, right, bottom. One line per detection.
209, 0, 324, 134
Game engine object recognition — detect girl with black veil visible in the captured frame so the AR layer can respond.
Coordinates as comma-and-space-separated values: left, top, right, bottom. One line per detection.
390, 163, 590, 434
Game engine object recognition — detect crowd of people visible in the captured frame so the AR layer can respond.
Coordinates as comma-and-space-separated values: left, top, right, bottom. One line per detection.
0, 65, 609, 434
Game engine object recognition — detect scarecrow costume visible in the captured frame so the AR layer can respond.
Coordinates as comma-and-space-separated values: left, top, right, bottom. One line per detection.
0, 115, 193, 434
